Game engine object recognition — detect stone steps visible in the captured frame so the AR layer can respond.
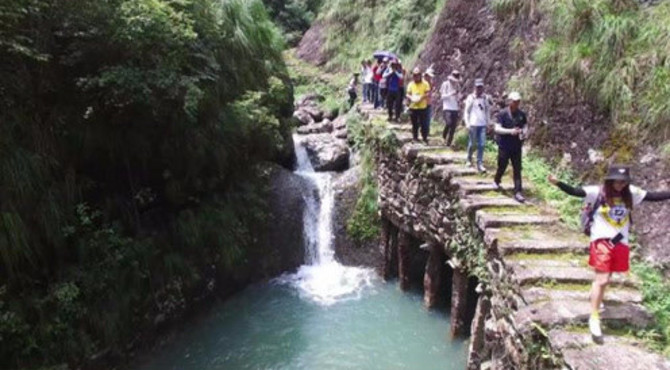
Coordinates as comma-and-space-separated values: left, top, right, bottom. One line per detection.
475, 211, 557, 229
415, 151, 467, 165
485, 227, 590, 255
548, 330, 670, 370
394, 133, 446, 146
457, 182, 516, 195
511, 264, 640, 288
373, 112, 664, 367
515, 299, 653, 330
459, 195, 528, 212
521, 286, 643, 305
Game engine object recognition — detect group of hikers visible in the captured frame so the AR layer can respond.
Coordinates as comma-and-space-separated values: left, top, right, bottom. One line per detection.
346, 53, 670, 343
349, 57, 529, 203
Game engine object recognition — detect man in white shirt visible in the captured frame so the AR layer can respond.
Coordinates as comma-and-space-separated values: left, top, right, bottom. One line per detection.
440, 69, 461, 147
463, 78, 492, 172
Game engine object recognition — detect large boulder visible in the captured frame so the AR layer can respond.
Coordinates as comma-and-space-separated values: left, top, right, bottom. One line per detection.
331, 165, 382, 268
293, 109, 315, 126
254, 164, 311, 278
296, 93, 325, 107
332, 115, 347, 130
296, 119, 333, 135
302, 134, 350, 172
301, 105, 324, 122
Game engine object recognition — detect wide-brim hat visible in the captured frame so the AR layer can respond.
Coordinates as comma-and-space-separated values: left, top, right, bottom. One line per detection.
605, 164, 632, 182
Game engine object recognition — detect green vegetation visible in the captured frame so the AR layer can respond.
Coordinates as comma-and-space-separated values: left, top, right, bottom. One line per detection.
0, 0, 293, 367
523, 153, 582, 229
262, 0, 322, 45
632, 262, 670, 355
346, 115, 400, 242
491, 0, 540, 19
534, 0, 670, 144
507, 252, 586, 267
317, 0, 447, 69
285, 51, 349, 117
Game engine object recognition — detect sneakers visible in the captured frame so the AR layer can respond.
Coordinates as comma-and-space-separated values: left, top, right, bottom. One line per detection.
589, 315, 603, 343
494, 181, 502, 190
466, 160, 474, 168
477, 164, 487, 173
514, 192, 526, 203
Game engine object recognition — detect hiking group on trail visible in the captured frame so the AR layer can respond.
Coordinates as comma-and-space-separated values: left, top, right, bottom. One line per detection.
348, 50, 670, 344
352, 53, 529, 202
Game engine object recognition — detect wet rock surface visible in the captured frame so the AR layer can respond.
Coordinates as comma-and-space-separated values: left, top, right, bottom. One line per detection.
332, 166, 382, 268
302, 134, 350, 172
294, 96, 350, 173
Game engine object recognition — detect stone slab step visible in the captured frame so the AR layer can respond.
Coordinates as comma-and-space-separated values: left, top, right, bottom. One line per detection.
387, 123, 411, 132
459, 196, 527, 212
549, 330, 670, 370
428, 164, 479, 180
415, 151, 468, 165
512, 264, 640, 288
401, 145, 456, 160
475, 211, 557, 230
515, 299, 653, 330
457, 182, 516, 195
521, 286, 643, 305
484, 227, 590, 255
395, 133, 444, 146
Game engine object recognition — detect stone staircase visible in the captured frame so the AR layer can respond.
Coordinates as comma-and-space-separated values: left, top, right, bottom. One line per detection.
357, 103, 670, 369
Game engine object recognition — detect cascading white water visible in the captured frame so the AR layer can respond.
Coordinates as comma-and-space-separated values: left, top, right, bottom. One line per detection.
276, 135, 375, 305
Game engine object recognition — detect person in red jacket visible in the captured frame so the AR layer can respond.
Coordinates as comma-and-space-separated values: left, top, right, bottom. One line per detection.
372, 58, 387, 109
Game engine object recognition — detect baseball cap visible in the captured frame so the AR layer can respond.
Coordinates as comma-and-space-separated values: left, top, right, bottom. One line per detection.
508, 91, 521, 101
604, 165, 632, 182
474, 78, 484, 87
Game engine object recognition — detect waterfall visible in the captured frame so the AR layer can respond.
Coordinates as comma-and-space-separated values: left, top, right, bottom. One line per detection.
275, 135, 375, 306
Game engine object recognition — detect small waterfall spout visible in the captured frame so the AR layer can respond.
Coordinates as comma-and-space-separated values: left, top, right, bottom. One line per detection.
276, 135, 374, 305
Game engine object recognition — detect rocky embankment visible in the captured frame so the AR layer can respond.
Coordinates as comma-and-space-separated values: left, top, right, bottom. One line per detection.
293, 94, 350, 172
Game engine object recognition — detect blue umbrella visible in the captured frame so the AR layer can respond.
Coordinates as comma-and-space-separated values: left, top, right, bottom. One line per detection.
373, 50, 398, 61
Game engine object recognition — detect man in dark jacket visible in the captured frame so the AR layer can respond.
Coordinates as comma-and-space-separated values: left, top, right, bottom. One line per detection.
494, 92, 528, 203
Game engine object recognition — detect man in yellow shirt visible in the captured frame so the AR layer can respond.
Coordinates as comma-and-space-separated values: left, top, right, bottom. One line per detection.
406, 67, 431, 143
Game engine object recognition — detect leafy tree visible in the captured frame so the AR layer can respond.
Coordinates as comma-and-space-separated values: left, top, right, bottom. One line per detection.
0, 0, 294, 367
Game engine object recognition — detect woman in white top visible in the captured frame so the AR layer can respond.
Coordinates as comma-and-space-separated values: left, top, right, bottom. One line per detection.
440, 70, 461, 147
361, 60, 374, 103
548, 165, 670, 341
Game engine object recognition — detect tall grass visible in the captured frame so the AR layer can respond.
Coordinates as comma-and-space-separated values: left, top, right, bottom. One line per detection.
317, 0, 446, 70
535, 0, 670, 142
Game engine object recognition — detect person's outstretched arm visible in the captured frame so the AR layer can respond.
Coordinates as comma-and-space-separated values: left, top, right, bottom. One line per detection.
547, 175, 586, 197
643, 191, 670, 202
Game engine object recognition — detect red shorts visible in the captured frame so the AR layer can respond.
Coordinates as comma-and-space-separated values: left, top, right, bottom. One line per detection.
589, 239, 630, 272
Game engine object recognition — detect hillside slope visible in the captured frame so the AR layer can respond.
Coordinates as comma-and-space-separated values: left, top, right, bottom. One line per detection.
414, 0, 670, 266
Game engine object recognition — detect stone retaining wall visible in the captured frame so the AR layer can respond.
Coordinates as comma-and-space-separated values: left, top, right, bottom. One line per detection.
360, 104, 670, 370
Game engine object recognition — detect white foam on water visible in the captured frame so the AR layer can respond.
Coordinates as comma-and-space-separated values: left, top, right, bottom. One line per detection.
276, 135, 376, 306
